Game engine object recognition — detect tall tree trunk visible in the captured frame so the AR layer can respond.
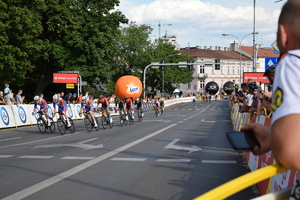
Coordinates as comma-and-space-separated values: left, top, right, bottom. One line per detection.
34, 59, 52, 95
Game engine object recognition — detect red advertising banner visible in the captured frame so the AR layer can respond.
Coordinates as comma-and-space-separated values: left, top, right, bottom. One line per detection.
243, 72, 269, 83
53, 73, 78, 83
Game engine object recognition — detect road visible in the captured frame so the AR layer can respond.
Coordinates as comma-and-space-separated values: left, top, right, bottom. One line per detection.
0, 100, 259, 200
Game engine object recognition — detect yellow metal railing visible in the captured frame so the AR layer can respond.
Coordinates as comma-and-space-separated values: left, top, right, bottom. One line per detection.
193, 164, 288, 200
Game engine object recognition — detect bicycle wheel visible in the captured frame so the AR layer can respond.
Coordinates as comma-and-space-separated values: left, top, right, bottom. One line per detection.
139, 110, 143, 122
68, 118, 75, 133
37, 118, 46, 134
120, 116, 124, 127
128, 113, 134, 125
101, 116, 107, 130
84, 116, 93, 132
161, 107, 164, 115
109, 117, 113, 128
124, 115, 128, 126
48, 117, 55, 133
95, 117, 100, 131
155, 110, 158, 117
57, 118, 66, 135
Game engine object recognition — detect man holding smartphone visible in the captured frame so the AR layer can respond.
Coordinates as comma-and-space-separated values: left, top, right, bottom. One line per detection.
241, 1, 300, 199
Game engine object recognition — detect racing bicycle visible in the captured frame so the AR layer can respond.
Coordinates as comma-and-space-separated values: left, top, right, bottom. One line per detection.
137, 109, 143, 122
119, 110, 128, 127
36, 111, 55, 134
100, 108, 113, 130
83, 111, 99, 132
56, 112, 75, 135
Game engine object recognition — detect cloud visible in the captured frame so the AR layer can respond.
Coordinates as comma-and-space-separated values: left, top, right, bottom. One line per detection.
117, 0, 283, 48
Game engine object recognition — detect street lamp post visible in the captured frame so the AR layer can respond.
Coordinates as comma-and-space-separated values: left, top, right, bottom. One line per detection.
222, 32, 258, 84
161, 53, 181, 97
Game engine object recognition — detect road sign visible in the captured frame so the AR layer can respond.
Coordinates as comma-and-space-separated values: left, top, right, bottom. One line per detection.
66, 84, 74, 89
81, 81, 87, 86
265, 57, 279, 70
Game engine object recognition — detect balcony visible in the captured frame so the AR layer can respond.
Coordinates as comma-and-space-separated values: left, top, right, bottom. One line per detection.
198, 73, 208, 79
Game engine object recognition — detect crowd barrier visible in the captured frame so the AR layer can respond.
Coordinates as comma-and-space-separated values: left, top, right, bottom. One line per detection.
230, 104, 297, 196
0, 97, 195, 129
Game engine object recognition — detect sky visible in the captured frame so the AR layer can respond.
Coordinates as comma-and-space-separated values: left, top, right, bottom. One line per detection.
116, 0, 286, 49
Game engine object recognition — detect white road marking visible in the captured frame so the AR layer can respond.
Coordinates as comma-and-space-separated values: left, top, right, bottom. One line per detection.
0, 137, 22, 142
164, 139, 202, 153
111, 158, 147, 162
61, 156, 95, 160
156, 159, 191, 163
0, 155, 14, 158
19, 155, 54, 159
2, 124, 177, 200
201, 160, 237, 164
201, 119, 216, 123
0, 130, 87, 149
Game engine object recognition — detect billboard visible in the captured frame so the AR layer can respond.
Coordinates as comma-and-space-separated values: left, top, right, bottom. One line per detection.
53, 73, 78, 83
243, 72, 269, 83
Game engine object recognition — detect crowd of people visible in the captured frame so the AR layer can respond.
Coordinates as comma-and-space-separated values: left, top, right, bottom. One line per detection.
0, 84, 25, 105
229, 64, 276, 120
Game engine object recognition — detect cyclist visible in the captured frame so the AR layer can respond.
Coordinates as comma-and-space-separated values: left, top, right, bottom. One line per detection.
153, 99, 160, 114
32, 95, 51, 126
124, 96, 133, 118
115, 97, 126, 121
192, 97, 196, 107
135, 98, 143, 117
159, 98, 164, 112
98, 95, 112, 123
52, 94, 71, 127
80, 96, 98, 127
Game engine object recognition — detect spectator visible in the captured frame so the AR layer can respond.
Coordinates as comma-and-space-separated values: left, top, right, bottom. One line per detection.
3, 83, 10, 96
0, 91, 4, 104
77, 93, 83, 103
241, 3, 300, 199
64, 93, 70, 103
60, 92, 64, 99
15, 89, 25, 104
69, 93, 77, 104
4, 90, 17, 106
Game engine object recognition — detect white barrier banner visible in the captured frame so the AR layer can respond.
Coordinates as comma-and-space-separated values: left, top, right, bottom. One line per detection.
11, 105, 31, 126
0, 105, 15, 128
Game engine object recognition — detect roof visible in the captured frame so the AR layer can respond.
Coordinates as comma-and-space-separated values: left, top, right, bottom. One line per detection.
241, 46, 279, 58
180, 47, 252, 60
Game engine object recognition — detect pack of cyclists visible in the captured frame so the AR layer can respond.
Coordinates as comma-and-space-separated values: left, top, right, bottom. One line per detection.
32, 93, 170, 132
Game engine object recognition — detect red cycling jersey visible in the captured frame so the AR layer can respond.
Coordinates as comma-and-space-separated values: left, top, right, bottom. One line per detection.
125, 98, 132, 105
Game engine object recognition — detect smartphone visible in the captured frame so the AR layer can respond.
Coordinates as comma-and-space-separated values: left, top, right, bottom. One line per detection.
226, 131, 260, 150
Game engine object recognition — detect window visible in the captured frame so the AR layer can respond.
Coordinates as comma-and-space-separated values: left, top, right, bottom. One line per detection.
200, 66, 205, 74
247, 66, 250, 72
212, 67, 215, 75
188, 83, 191, 89
221, 66, 224, 74
232, 66, 235, 74
200, 80, 205, 89
228, 66, 230, 74
238, 66, 240, 75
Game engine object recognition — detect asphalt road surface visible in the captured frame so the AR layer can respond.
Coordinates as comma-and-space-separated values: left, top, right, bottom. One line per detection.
0, 100, 260, 200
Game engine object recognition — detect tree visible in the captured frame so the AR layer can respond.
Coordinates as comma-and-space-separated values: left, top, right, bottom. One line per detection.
0, 0, 128, 96
147, 40, 193, 95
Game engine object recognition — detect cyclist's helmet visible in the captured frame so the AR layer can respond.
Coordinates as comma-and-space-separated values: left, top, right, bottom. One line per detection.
115, 97, 120, 102
263, 65, 276, 77
52, 95, 58, 101
248, 82, 258, 90
82, 96, 87, 101
99, 95, 103, 99
136, 98, 140, 102
34, 95, 40, 101
124, 96, 128, 99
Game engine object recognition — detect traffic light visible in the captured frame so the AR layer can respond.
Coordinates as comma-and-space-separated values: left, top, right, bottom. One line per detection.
188, 59, 194, 70
215, 59, 220, 70
159, 65, 165, 71
160, 59, 165, 71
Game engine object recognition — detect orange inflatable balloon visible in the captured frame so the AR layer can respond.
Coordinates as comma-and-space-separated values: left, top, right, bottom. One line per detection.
115, 75, 143, 100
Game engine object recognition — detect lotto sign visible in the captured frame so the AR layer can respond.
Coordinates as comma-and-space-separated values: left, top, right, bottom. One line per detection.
0, 105, 15, 128
53, 73, 78, 83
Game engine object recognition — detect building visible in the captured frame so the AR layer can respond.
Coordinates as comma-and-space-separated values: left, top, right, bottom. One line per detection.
178, 44, 279, 96
162, 34, 181, 50
179, 46, 253, 96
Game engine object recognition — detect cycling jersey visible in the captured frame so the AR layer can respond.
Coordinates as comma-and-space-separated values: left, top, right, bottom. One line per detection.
98, 98, 109, 109
125, 98, 132, 110
136, 101, 142, 109
81, 99, 94, 112
53, 97, 68, 112
117, 100, 124, 110
160, 100, 164, 106
34, 98, 48, 111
